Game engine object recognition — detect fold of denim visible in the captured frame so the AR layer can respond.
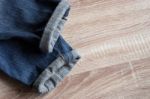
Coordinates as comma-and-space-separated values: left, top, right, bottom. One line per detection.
34, 36, 80, 93
0, 0, 80, 94
40, 0, 70, 53
0, 35, 80, 92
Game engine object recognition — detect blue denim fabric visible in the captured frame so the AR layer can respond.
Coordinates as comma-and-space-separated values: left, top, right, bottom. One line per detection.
0, 35, 72, 85
0, 0, 80, 93
0, 0, 60, 40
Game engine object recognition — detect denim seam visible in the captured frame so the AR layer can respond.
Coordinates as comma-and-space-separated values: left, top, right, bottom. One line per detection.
39, 0, 70, 53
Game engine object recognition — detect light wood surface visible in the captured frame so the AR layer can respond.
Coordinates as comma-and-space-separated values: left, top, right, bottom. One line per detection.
0, 0, 150, 99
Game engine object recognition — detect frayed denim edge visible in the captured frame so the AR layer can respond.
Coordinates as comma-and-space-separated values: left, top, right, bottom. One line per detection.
33, 50, 80, 94
39, 0, 70, 53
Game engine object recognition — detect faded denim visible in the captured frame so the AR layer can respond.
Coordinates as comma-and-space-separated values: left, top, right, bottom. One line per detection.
0, 0, 80, 94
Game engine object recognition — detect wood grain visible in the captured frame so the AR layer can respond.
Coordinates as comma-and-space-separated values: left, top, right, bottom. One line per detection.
0, 0, 150, 99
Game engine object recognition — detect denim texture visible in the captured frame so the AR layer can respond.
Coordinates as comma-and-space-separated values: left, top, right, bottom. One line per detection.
0, 0, 60, 39
0, 0, 80, 94
0, 35, 71, 84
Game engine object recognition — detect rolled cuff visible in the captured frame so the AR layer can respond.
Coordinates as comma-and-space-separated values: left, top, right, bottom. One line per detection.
33, 50, 80, 94
39, 0, 70, 53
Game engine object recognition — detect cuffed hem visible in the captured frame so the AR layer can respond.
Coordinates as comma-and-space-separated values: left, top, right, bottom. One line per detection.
39, 0, 70, 53
33, 50, 80, 94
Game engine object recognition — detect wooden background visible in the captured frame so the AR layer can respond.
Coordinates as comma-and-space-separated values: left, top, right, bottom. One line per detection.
0, 0, 150, 99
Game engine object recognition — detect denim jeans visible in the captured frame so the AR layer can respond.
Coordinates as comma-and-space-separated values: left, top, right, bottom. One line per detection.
0, 0, 80, 94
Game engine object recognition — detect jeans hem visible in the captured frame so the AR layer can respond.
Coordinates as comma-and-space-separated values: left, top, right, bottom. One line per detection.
33, 50, 80, 94
39, 0, 70, 53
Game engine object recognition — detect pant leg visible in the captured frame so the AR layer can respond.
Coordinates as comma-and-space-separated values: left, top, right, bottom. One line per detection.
0, 0, 80, 94
0, 0, 69, 45
0, 34, 80, 89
